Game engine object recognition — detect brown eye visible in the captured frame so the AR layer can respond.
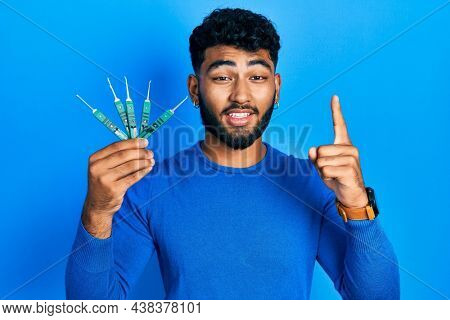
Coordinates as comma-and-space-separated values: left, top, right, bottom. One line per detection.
213, 76, 230, 81
250, 76, 266, 81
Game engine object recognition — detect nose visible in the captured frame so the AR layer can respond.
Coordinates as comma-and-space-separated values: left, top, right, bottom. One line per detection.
229, 77, 251, 106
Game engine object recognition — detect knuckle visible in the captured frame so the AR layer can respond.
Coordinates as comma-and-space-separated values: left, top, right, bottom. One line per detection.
348, 155, 358, 166
114, 165, 126, 177
316, 157, 323, 167
321, 165, 331, 176
127, 172, 139, 183
88, 162, 99, 176
134, 159, 144, 170
345, 166, 356, 176
138, 149, 147, 158
316, 157, 326, 167
317, 145, 333, 157
328, 155, 338, 163
117, 150, 128, 161
135, 159, 144, 170
134, 150, 143, 161
125, 160, 137, 171
110, 142, 120, 152
316, 146, 324, 157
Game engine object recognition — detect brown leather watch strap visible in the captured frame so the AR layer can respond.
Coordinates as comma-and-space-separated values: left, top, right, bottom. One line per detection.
336, 201, 376, 222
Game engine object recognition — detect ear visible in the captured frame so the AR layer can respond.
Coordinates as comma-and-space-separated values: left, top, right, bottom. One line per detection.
274, 73, 281, 102
187, 74, 200, 105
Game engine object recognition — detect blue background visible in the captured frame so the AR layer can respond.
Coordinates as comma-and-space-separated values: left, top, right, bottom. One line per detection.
1, 0, 449, 299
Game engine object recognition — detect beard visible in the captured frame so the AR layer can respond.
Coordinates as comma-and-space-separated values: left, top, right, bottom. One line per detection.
198, 92, 276, 150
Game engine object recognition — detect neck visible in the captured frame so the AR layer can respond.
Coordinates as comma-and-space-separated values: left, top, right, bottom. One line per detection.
201, 131, 266, 168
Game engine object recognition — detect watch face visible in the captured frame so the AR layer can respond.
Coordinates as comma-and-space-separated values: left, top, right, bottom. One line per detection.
366, 187, 379, 216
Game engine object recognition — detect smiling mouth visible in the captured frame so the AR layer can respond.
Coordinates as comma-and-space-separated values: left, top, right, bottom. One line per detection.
228, 112, 252, 118
223, 109, 256, 127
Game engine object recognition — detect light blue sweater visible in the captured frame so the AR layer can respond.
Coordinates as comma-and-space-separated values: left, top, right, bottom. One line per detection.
65, 140, 400, 299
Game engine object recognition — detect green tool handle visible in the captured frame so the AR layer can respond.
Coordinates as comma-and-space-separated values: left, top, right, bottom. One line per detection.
93, 110, 128, 141
126, 100, 138, 138
139, 110, 173, 139
114, 100, 130, 138
140, 100, 151, 132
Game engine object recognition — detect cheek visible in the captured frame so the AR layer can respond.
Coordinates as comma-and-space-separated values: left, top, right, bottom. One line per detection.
207, 85, 230, 99
251, 83, 275, 105
202, 86, 230, 114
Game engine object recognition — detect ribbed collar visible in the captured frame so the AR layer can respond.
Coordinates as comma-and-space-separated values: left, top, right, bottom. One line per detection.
193, 139, 273, 174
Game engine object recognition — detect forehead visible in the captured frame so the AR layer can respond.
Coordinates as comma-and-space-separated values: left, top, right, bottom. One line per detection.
201, 45, 273, 71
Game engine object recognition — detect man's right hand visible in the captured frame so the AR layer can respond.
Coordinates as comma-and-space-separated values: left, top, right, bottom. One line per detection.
81, 138, 155, 239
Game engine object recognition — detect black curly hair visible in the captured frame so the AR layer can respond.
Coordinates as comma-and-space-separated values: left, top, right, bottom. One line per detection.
189, 8, 281, 74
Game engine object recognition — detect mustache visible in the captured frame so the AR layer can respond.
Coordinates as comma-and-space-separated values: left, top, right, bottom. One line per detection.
221, 103, 259, 115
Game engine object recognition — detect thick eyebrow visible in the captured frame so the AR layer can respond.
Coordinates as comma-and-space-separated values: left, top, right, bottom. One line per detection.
247, 59, 273, 73
206, 58, 273, 74
206, 60, 236, 74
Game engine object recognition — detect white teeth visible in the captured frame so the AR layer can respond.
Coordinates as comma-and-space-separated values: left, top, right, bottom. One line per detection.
228, 113, 250, 118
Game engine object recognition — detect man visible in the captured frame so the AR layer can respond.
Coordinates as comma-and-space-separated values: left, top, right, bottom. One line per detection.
66, 8, 400, 299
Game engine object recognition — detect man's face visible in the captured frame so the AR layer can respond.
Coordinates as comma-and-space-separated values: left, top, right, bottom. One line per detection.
192, 45, 281, 150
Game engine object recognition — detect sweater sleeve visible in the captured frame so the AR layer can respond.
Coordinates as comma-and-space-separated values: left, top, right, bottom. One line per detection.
316, 187, 400, 299
65, 180, 157, 299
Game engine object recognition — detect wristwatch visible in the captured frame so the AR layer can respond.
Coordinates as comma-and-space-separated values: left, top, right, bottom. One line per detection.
335, 187, 379, 222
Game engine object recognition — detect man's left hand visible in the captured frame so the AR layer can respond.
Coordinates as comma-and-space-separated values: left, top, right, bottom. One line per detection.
308, 95, 369, 208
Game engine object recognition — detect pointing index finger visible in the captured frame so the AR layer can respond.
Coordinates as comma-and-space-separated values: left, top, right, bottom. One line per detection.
331, 95, 351, 145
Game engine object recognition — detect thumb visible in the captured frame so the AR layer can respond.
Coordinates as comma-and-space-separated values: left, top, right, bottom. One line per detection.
308, 146, 317, 163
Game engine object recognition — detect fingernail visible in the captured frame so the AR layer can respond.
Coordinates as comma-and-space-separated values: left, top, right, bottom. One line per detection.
334, 95, 339, 102
139, 138, 148, 147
